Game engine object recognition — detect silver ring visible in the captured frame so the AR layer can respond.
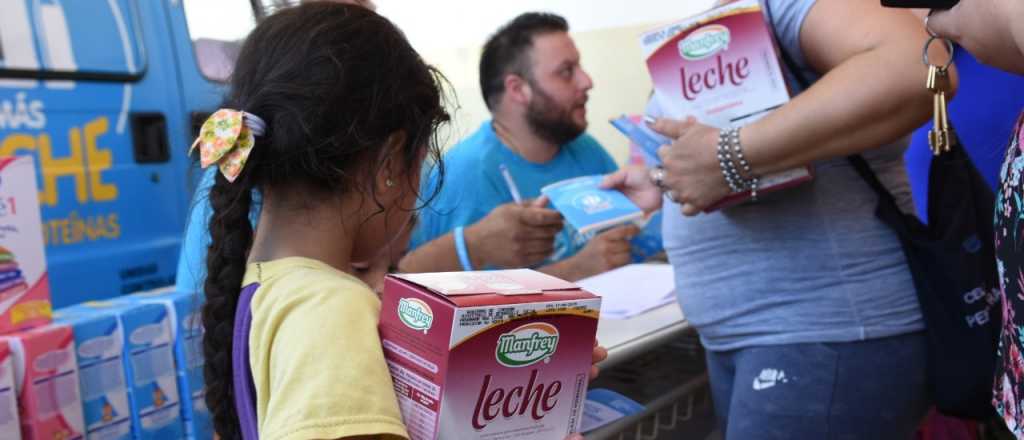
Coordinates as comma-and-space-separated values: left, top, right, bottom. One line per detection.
922, 36, 955, 69
649, 166, 666, 190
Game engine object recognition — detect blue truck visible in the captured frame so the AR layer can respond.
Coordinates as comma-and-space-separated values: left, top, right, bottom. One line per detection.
0, 0, 277, 307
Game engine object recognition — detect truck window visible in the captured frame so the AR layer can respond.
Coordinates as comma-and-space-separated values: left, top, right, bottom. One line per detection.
0, 0, 144, 80
182, 0, 260, 82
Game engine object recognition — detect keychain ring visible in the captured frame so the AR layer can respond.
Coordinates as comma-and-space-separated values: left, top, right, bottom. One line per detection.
922, 36, 955, 69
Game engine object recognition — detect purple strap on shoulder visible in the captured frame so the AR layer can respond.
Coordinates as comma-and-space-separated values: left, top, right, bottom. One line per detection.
233, 283, 261, 440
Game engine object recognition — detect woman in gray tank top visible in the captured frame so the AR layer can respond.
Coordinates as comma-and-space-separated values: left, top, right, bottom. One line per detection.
605, 0, 950, 438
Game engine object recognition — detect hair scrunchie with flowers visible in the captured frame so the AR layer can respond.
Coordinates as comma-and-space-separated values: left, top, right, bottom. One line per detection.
189, 109, 267, 182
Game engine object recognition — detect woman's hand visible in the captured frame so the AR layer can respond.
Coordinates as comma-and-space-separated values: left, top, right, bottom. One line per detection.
650, 117, 730, 216
601, 166, 663, 214
927, 0, 1024, 74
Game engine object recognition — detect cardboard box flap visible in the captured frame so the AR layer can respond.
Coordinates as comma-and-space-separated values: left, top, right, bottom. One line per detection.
391, 269, 579, 296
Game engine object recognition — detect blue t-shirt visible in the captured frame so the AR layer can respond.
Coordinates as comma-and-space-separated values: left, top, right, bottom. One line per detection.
905, 48, 1024, 219
411, 121, 619, 265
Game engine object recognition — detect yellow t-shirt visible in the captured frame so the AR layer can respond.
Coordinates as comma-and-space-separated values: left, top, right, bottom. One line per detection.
243, 257, 408, 440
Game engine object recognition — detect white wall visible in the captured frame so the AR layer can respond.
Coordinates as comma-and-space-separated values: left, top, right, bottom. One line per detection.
380, 0, 714, 51
378, 0, 715, 164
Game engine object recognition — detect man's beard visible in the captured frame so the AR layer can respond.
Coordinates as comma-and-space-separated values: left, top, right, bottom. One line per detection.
525, 82, 586, 146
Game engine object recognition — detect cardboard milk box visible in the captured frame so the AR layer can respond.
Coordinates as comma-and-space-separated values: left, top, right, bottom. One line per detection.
2, 324, 85, 440
54, 308, 133, 440
0, 156, 53, 334
0, 339, 22, 440
125, 289, 210, 440
641, 0, 812, 209
72, 301, 184, 439
380, 269, 601, 440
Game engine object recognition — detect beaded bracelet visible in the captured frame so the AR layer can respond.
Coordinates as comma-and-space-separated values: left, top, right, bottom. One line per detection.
717, 128, 747, 192
718, 127, 760, 199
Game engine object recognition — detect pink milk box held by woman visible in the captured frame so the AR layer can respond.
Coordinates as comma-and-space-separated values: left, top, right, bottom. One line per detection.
379, 269, 601, 440
642, 0, 812, 209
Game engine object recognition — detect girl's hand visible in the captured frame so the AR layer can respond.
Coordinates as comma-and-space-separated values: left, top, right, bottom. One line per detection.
650, 117, 730, 216
591, 340, 608, 381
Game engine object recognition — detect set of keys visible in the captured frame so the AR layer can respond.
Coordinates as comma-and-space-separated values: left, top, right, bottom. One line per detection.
926, 64, 952, 155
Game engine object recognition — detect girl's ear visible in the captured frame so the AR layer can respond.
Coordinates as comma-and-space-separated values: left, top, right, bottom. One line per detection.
375, 131, 409, 193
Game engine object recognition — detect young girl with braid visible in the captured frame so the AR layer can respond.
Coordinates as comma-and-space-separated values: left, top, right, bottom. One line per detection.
196, 3, 446, 439
195, 3, 603, 440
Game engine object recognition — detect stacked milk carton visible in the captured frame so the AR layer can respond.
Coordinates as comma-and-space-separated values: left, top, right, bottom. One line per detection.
121, 289, 211, 440
54, 287, 210, 440
0, 156, 211, 440
61, 299, 185, 439
0, 156, 85, 440
52, 308, 133, 440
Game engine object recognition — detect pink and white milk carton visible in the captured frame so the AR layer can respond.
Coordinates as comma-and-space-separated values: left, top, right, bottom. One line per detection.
379, 269, 601, 440
0, 156, 53, 334
0, 339, 22, 440
641, 0, 812, 210
2, 324, 85, 440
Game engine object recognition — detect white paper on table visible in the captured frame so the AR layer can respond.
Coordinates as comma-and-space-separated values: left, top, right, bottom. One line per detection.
577, 264, 676, 319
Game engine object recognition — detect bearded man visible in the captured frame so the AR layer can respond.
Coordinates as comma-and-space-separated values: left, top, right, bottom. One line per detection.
400, 12, 636, 281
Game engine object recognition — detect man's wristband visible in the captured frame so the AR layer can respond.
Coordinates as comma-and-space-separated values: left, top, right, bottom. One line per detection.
454, 226, 474, 271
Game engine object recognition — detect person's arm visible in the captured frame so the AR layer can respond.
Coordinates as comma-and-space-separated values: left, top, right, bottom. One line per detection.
651, 0, 956, 214
538, 224, 639, 282
398, 198, 563, 273
741, 0, 956, 173
397, 232, 466, 273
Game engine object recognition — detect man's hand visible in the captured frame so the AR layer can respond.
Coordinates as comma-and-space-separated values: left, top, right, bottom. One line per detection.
561, 225, 639, 281
465, 197, 564, 268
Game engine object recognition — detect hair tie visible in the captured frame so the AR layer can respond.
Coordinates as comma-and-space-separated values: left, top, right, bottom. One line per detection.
189, 109, 266, 182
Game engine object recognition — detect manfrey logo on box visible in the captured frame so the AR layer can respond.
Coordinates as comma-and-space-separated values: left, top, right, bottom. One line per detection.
496, 323, 559, 368
398, 298, 433, 333
379, 269, 600, 440
678, 24, 730, 60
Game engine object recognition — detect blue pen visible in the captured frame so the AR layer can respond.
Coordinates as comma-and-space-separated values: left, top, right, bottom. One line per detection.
499, 164, 524, 204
